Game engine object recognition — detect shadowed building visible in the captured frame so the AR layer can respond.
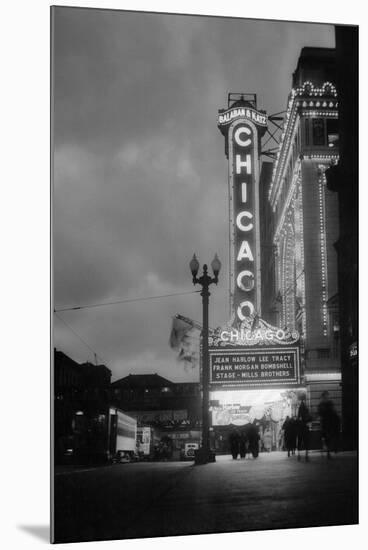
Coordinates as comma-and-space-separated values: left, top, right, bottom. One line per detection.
325, 26, 358, 449
54, 349, 112, 463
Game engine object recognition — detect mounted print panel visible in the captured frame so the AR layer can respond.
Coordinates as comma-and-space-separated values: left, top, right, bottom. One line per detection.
51, 6, 358, 544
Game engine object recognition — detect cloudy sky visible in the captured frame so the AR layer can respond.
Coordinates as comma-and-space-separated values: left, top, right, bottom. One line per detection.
52, 7, 334, 382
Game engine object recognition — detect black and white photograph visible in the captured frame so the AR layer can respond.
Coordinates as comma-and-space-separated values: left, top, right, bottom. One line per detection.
50, 3, 359, 545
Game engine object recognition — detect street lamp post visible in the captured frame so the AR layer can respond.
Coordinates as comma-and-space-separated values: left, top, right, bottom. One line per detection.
190, 253, 221, 464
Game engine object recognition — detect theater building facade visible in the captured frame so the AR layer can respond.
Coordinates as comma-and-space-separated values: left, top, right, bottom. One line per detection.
268, 48, 342, 426
209, 48, 341, 452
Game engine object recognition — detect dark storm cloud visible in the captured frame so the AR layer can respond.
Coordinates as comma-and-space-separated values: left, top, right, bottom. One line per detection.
53, 7, 334, 381
53, 9, 208, 151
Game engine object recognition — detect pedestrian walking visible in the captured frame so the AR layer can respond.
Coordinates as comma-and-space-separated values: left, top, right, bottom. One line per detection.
289, 417, 297, 455
247, 420, 260, 458
296, 400, 311, 462
239, 429, 247, 458
282, 416, 295, 457
318, 391, 341, 459
229, 429, 240, 460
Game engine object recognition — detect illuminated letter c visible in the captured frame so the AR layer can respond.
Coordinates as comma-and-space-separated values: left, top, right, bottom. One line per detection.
236, 270, 255, 291
236, 211, 253, 232
234, 126, 252, 147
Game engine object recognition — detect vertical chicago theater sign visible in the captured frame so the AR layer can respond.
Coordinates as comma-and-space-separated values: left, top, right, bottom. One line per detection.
213, 100, 301, 389
218, 102, 268, 325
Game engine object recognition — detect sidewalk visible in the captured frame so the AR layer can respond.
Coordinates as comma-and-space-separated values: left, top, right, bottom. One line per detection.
123, 451, 358, 539
54, 451, 358, 543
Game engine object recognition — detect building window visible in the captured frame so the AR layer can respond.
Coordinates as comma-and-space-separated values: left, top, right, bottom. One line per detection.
327, 119, 339, 149
312, 119, 325, 146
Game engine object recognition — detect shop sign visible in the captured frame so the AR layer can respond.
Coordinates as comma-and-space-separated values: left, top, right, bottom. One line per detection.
209, 347, 300, 387
170, 432, 190, 440
218, 106, 267, 128
128, 409, 187, 423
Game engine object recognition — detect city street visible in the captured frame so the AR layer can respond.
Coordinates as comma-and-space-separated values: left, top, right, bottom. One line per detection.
54, 451, 358, 543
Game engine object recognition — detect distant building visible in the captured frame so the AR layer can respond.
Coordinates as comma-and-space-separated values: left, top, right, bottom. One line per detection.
54, 350, 84, 460
53, 349, 111, 463
111, 373, 201, 426
268, 47, 342, 421
78, 360, 111, 413
111, 373, 174, 410
111, 374, 201, 458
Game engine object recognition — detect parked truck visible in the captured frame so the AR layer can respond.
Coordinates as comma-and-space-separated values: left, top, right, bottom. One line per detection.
109, 408, 138, 463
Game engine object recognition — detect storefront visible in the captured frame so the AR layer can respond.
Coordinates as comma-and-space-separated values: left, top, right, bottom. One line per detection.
210, 387, 306, 453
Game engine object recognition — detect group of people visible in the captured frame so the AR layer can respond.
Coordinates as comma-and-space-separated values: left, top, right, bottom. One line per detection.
282, 391, 340, 461
227, 392, 340, 462
229, 421, 260, 459
281, 399, 312, 460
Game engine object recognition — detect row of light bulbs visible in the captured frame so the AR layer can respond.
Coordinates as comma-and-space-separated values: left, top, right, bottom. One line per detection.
269, 81, 339, 202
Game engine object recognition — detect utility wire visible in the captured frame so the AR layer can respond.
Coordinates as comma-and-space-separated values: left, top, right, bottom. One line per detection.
54, 311, 109, 366
54, 290, 201, 313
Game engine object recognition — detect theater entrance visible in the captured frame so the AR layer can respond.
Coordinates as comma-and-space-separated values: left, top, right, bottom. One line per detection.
210, 387, 306, 454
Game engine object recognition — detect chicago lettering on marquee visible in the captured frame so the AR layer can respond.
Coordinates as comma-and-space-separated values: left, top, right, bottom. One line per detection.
208, 317, 300, 347
228, 119, 261, 324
